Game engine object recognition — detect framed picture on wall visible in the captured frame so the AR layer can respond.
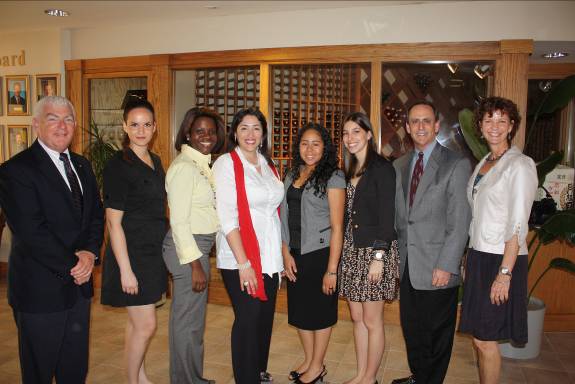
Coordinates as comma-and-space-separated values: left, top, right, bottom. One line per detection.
7, 125, 30, 158
35, 74, 60, 101
5, 75, 30, 116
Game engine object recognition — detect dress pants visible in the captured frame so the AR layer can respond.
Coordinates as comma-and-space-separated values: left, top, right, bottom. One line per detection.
400, 260, 458, 384
163, 230, 215, 384
221, 269, 278, 384
13, 291, 91, 384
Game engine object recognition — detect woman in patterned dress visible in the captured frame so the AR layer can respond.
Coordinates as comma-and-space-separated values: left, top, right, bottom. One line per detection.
339, 112, 399, 384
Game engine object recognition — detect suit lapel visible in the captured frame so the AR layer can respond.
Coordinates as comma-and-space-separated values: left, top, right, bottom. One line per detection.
410, 144, 442, 213
32, 141, 81, 222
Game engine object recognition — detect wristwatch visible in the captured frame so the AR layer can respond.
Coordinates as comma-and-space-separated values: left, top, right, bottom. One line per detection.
374, 250, 384, 261
499, 266, 512, 277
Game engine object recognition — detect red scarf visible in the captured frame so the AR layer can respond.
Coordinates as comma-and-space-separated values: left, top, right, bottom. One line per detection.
230, 150, 279, 301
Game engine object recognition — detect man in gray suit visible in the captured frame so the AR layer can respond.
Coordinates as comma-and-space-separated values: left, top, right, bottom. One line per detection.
392, 101, 471, 384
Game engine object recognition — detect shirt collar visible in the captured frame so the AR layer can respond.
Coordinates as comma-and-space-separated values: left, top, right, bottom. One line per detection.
413, 140, 437, 167
38, 138, 70, 160
182, 144, 211, 165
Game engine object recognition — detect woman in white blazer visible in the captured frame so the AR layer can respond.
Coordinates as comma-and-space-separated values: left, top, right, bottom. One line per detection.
459, 97, 537, 384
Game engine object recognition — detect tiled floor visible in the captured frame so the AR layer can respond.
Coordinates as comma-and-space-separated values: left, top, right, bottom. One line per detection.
0, 279, 573, 383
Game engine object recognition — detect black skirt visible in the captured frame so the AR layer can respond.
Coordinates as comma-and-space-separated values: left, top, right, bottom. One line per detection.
287, 247, 338, 330
459, 249, 528, 344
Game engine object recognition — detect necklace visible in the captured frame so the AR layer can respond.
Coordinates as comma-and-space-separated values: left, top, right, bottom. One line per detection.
486, 147, 509, 162
189, 158, 216, 205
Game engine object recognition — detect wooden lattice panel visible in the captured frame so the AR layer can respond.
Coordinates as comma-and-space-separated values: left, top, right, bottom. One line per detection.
271, 64, 369, 177
194, 67, 260, 129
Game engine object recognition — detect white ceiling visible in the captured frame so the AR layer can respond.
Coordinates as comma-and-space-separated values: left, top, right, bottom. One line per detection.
1, 1, 573, 63
0, 1, 438, 33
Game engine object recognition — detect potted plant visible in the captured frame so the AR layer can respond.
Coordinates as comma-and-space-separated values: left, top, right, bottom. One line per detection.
498, 209, 575, 359
83, 121, 118, 190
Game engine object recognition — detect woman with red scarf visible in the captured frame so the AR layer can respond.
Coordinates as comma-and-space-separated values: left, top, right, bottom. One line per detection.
213, 107, 284, 384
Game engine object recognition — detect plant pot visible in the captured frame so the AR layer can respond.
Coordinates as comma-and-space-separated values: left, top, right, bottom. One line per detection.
499, 297, 546, 359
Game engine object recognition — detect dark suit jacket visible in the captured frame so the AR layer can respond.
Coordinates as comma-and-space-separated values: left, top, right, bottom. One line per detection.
0, 140, 104, 313
9, 95, 26, 106
394, 143, 471, 290
348, 154, 396, 248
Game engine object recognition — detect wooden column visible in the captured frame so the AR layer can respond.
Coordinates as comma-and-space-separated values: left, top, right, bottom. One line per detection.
494, 40, 532, 150
259, 63, 270, 121
370, 61, 382, 152
148, 55, 172, 167
65, 60, 85, 153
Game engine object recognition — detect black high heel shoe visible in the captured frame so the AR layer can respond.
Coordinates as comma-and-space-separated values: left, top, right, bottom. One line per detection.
295, 366, 327, 384
288, 370, 304, 381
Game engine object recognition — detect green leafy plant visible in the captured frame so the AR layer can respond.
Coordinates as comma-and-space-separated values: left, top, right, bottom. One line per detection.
528, 209, 575, 299
83, 121, 119, 190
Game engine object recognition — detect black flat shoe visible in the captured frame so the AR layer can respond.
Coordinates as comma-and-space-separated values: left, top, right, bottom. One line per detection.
289, 370, 304, 381
260, 371, 273, 383
295, 366, 327, 384
391, 375, 415, 384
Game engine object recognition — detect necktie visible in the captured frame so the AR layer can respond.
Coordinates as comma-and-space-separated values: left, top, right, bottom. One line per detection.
409, 152, 424, 207
59, 153, 83, 216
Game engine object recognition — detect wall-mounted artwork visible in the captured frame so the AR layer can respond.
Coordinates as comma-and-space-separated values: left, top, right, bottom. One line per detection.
35, 74, 60, 101
6, 75, 30, 116
7, 125, 30, 158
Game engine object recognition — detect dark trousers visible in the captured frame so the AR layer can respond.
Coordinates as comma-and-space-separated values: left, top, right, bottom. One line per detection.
221, 269, 278, 384
400, 261, 458, 384
13, 294, 91, 384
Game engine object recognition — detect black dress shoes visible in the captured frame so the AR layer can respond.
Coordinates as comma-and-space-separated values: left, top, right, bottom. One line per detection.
391, 375, 415, 384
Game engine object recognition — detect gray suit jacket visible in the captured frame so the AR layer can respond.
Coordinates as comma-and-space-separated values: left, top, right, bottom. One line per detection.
280, 169, 346, 254
394, 143, 471, 290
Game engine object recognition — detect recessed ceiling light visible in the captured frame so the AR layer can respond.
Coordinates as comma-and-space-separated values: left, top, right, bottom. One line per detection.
45, 9, 70, 17
542, 52, 569, 59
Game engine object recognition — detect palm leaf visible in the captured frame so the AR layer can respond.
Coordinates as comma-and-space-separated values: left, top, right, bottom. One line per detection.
536, 151, 564, 187
458, 108, 488, 161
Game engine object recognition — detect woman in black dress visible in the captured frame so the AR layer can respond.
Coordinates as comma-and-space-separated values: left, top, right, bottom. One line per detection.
281, 123, 345, 384
101, 99, 167, 384
339, 112, 398, 384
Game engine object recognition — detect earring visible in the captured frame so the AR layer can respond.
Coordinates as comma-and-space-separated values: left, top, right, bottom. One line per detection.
508, 133, 511, 140
234, 134, 237, 142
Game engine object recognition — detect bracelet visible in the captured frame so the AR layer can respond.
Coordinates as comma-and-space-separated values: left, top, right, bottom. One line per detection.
237, 260, 252, 270
494, 279, 510, 285
325, 271, 337, 276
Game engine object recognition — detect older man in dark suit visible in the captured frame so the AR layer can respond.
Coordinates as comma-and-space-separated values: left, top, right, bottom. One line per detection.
392, 100, 471, 384
0, 96, 104, 383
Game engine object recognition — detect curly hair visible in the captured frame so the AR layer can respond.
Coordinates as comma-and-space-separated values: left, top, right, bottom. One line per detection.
289, 123, 339, 198
474, 96, 521, 142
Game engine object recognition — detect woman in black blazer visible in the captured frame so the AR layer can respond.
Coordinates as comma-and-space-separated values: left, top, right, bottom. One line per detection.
339, 112, 399, 384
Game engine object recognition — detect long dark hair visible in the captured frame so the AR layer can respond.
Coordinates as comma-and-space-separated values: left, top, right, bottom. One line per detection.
342, 111, 377, 180
289, 123, 339, 198
228, 107, 273, 166
122, 98, 155, 162
175, 107, 226, 153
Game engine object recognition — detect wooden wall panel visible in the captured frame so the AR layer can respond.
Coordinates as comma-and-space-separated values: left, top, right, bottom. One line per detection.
148, 55, 172, 167
527, 233, 575, 331
494, 53, 530, 149
370, 61, 382, 151
66, 60, 84, 153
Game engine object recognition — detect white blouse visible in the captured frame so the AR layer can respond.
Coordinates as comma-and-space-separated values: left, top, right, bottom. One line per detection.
213, 147, 285, 275
467, 146, 537, 255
